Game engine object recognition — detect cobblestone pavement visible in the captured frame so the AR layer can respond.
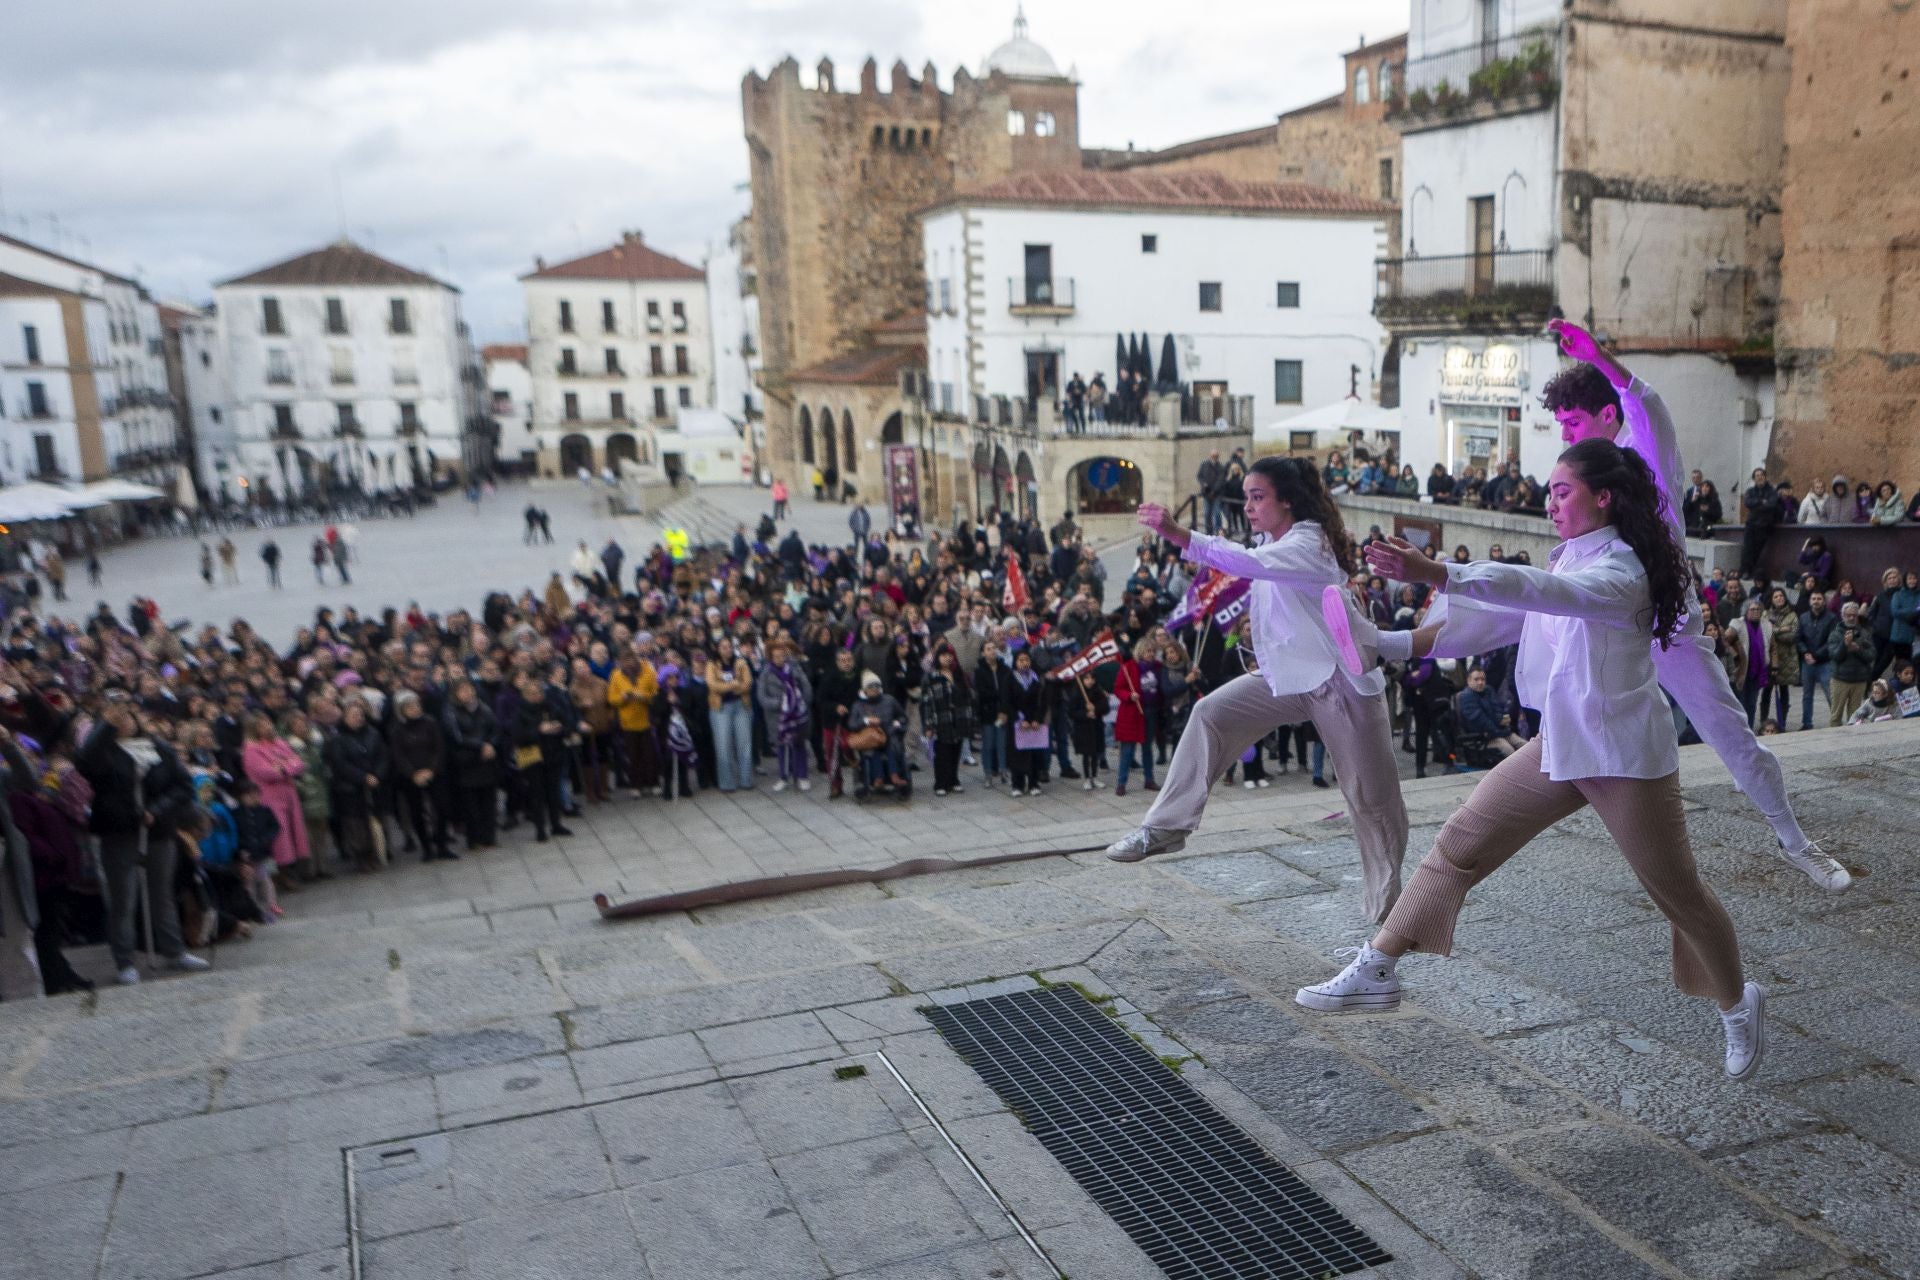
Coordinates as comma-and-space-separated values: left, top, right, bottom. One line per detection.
2, 709, 1915, 1277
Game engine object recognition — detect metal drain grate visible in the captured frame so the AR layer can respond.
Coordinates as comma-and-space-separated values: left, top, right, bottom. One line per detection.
924, 986, 1390, 1280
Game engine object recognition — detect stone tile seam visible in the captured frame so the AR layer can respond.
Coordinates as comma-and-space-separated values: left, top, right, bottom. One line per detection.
90, 1168, 127, 1280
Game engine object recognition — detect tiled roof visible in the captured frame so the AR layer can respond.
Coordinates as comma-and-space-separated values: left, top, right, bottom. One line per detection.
482, 343, 529, 363
0, 270, 81, 299
789, 343, 923, 387
522, 234, 704, 283
217, 240, 452, 290
0, 232, 137, 287
929, 169, 1395, 218
1277, 92, 1345, 121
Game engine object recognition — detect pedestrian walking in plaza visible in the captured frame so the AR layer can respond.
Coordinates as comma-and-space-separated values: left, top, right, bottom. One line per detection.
217, 537, 239, 585
86, 549, 103, 587
1108, 457, 1409, 924
260, 539, 282, 588
331, 537, 351, 585
1303, 438, 1768, 1084
311, 537, 328, 584
43, 549, 66, 602
200, 543, 215, 588
771, 478, 789, 520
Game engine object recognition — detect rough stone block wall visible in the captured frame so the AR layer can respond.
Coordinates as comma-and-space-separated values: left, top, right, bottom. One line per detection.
1772, 0, 1920, 484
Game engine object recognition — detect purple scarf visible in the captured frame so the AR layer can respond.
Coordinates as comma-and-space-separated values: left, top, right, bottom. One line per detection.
773, 662, 808, 745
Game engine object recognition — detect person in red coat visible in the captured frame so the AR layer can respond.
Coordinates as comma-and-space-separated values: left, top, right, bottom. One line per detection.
1112, 655, 1158, 796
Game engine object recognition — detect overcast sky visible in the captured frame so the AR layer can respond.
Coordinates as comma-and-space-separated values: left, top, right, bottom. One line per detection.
0, 1, 1406, 342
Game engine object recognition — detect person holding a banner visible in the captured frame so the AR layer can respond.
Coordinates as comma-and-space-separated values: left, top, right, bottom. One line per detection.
1108, 456, 1410, 925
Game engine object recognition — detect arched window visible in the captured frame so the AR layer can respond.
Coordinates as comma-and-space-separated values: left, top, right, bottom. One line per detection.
798, 406, 814, 465
1378, 60, 1395, 100
1354, 67, 1371, 104
842, 410, 855, 473
1007, 109, 1026, 136
1034, 111, 1056, 137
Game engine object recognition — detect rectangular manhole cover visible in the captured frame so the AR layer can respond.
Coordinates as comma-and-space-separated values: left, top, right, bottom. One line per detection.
924, 986, 1391, 1280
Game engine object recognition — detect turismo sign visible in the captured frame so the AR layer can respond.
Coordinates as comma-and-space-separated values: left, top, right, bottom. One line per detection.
1438, 343, 1525, 406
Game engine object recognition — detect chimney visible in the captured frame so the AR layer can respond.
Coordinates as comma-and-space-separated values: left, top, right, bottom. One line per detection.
535, 256, 546, 270
624, 229, 644, 245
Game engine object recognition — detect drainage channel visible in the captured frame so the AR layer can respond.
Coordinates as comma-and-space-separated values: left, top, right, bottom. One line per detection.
924, 985, 1392, 1280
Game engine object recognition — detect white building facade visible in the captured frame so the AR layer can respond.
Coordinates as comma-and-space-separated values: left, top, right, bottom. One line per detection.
0, 234, 180, 489
483, 344, 536, 473
204, 240, 474, 503
520, 232, 712, 480
921, 173, 1392, 436
706, 217, 763, 431
1386, 0, 1780, 495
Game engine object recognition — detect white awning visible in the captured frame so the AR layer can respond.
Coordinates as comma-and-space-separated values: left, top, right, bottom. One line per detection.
0, 487, 85, 522
1253, 399, 1402, 449
83, 478, 169, 502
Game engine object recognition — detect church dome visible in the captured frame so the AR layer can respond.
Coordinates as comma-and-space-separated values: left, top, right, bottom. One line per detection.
984, 7, 1061, 80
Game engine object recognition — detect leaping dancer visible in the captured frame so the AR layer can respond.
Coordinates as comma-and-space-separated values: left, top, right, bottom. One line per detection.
1378, 320, 1847, 893
1106, 456, 1409, 925
1299, 439, 1766, 1082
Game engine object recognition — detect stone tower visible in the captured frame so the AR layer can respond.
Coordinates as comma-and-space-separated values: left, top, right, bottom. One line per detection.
743, 9, 1081, 483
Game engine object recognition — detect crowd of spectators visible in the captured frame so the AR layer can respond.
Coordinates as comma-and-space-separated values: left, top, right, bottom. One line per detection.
2, 466, 1916, 1001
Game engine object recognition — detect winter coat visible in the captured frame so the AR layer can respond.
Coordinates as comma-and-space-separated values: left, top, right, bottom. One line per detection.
1797, 609, 1838, 664
442, 699, 502, 787
1891, 587, 1920, 646
756, 661, 813, 739
389, 714, 446, 780
76, 722, 196, 838
845, 691, 905, 742
1766, 606, 1802, 687
974, 658, 1015, 725
1829, 622, 1877, 683
1006, 671, 1052, 732
1067, 682, 1109, 759
1111, 658, 1150, 744
921, 672, 974, 744
323, 723, 388, 801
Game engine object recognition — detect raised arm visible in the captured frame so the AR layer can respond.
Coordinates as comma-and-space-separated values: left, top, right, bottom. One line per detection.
1551, 320, 1685, 539
1180, 530, 1343, 590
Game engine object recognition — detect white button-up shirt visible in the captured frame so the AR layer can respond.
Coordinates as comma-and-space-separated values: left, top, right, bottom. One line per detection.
1182, 522, 1386, 699
1442, 526, 1676, 782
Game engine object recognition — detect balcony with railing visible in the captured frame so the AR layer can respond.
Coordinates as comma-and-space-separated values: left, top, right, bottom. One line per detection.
1008, 276, 1075, 317
1374, 249, 1554, 331
1391, 27, 1559, 129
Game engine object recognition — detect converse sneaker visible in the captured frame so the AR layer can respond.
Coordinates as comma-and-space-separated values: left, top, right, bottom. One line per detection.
1104, 826, 1190, 863
1780, 841, 1851, 893
797, 779, 812, 793
1295, 944, 1401, 1012
115, 966, 140, 986
772, 780, 788, 793
169, 953, 211, 973
1721, 982, 1766, 1081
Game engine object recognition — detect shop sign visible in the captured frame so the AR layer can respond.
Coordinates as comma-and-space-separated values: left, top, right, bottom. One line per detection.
1438, 343, 1525, 405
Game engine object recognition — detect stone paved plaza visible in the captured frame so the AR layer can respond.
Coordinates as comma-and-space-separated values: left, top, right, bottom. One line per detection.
2, 704, 1917, 1279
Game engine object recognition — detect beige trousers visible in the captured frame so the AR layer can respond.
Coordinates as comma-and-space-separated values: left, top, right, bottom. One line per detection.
1144, 672, 1408, 922
1379, 737, 1743, 1005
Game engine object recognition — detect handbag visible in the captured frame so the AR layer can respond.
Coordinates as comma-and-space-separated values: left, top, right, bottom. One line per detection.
846, 726, 887, 752
513, 745, 543, 769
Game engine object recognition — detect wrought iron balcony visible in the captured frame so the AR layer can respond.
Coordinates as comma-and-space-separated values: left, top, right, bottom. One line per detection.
1009, 277, 1075, 315
1374, 249, 1554, 329
1393, 27, 1560, 124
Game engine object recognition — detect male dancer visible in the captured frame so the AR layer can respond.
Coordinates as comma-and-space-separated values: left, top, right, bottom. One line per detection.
1379, 320, 1847, 892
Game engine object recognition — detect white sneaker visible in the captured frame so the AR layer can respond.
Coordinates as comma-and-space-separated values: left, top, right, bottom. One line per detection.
1256, 778, 1272, 789
1243, 779, 1257, 790
1295, 944, 1401, 1012
115, 966, 140, 986
772, 780, 788, 793
1721, 982, 1766, 1081
797, 779, 812, 793
1780, 841, 1851, 892
934, 788, 948, 797
169, 953, 210, 973
1104, 826, 1190, 863
1010, 787, 1026, 797
1082, 779, 1094, 791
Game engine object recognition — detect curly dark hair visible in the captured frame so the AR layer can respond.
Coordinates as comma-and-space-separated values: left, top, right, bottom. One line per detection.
1248, 455, 1358, 576
1556, 438, 1691, 648
1540, 362, 1622, 420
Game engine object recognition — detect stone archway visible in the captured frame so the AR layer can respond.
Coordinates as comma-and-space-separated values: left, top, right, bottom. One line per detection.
1070, 456, 1143, 514
606, 432, 638, 472
559, 433, 593, 475
991, 446, 1013, 517
880, 411, 903, 445
1015, 450, 1037, 521
820, 405, 839, 479
972, 441, 993, 518
799, 406, 815, 467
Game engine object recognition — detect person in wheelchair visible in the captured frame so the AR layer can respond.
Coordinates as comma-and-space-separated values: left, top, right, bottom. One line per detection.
1456, 667, 1527, 762
845, 671, 910, 797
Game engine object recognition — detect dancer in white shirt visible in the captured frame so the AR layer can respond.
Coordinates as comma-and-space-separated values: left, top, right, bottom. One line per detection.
1106, 456, 1409, 924
1299, 439, 1766, 1082
1389, 321, 1845, 891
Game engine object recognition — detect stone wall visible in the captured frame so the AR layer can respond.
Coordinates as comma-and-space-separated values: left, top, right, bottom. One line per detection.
742, 58, 1080, 488
1772, 0, 1920, 488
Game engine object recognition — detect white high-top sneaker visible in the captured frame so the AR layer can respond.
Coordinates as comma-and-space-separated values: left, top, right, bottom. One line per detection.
1779, 841, 1851, 893
1103, 826, 1189, 863
1296, 943, 1401, 1012
1721, 982, 1766, 1081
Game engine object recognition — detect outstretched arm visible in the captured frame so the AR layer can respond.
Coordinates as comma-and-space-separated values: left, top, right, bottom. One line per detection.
1137, 504, 1340, 590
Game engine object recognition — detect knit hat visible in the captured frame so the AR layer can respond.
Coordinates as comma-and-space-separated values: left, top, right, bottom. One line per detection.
860, 671, 882, 690
393, 690, 420, 711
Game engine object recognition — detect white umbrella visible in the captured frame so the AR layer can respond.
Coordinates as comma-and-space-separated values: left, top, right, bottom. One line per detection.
0, 487, 84, 522
83, 478, 168, 502
1253, 398, 1401, 451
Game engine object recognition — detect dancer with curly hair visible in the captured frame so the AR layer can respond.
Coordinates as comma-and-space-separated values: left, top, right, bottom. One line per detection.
1298, 439, 1766, 1081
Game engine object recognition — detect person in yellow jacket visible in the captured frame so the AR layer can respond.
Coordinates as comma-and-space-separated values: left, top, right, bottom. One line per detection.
607, 648, 659, 797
